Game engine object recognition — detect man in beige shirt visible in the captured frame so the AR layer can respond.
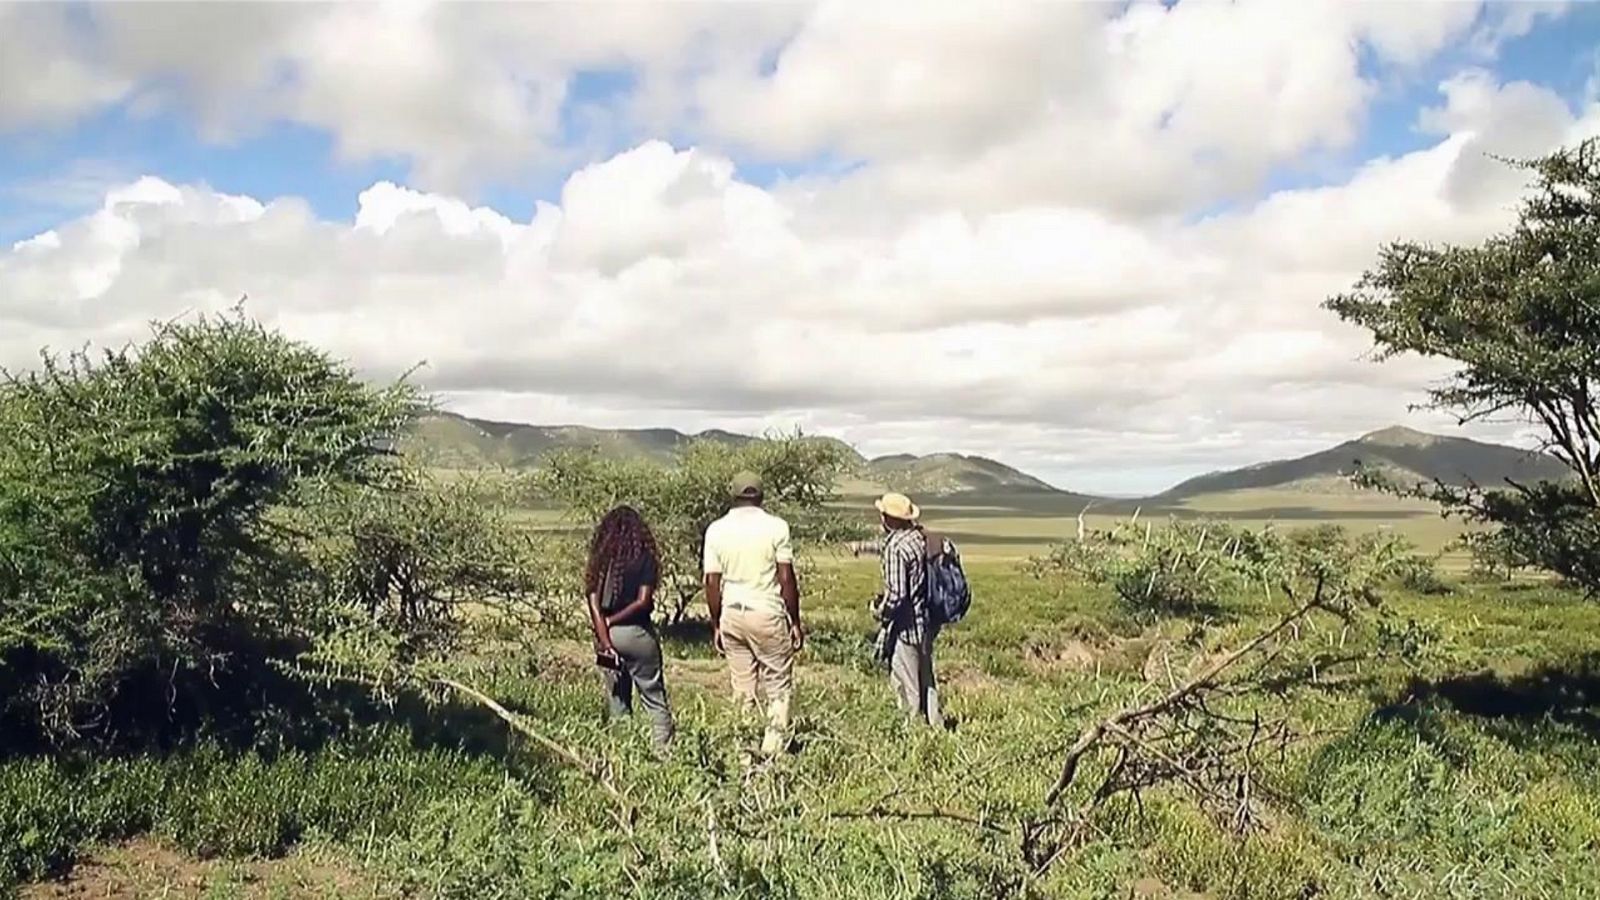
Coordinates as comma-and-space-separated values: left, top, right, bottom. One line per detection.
703, 471, 802, 756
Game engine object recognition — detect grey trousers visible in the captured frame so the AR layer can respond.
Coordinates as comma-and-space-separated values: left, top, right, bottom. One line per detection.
889, 621, 944, 729
603, 624, 675, 746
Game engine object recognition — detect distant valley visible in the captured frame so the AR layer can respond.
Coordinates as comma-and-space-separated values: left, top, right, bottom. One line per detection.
404, 413, 1567, 503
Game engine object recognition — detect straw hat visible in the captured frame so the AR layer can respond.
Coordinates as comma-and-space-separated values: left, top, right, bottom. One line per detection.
874, 492, 920, 521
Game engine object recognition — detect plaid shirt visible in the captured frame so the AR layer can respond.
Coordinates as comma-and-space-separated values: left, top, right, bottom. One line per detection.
876, 527, 928, 648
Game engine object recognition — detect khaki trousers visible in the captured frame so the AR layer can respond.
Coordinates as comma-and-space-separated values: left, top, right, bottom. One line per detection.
889, 620, 943, 729
721, 603, 794, 755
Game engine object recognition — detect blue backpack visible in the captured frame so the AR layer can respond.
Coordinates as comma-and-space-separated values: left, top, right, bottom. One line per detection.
924, 532, 972, 625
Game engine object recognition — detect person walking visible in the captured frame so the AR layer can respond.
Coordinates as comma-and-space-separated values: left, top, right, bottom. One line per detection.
703, 472, 802, 757
586, 505, 675, 750
872, 491, 945, 729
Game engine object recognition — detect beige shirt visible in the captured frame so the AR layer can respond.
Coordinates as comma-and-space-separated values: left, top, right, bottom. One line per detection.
703, 506, 794, 615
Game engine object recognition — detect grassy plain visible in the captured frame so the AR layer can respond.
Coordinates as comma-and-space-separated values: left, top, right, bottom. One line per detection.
872, 487, 1470, 569
3, 480, 1581, 899
9, 546, 1600, 898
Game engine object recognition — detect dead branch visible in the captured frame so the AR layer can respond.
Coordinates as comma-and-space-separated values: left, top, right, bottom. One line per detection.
703, 796, 731, 890
1043, 584, 1324, 809
437, 677, 641, 847
828, 805, 1013, 836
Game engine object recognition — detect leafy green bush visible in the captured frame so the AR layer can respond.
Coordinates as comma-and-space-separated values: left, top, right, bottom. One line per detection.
1047, 520, 1429, 615
1029, 519, 1253, 616
0, 728, 508, 889
1453, 528, 1535, 583
0, 313, 416, 744
1391, 551, 1451, 595
288, 471, 557, 702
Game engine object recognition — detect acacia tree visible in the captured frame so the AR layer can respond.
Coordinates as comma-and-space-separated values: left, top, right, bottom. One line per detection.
537, 435, 868, 625
0, 313, 418, 741
1327, 138, 1600, 592
291, 470, 554, 670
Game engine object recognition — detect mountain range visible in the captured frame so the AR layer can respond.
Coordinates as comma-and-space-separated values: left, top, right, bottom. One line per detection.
406, 412, 1061, 496
1158, 425, 1569, 499
404, 413, 1567, 501
407, 412, 760, 468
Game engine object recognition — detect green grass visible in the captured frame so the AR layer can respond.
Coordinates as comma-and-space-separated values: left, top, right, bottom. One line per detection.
903, 487, 1470, 567
8, 562, 1600, 898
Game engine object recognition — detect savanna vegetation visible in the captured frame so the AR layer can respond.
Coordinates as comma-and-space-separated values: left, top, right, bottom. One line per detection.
1327, 138, 1600, 594
2, 144, 1600, 899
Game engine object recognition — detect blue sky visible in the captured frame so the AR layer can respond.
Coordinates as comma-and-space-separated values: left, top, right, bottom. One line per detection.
1, 2, 1596, 493
1359, 4, 1599, 155
6, 2, 1595, 245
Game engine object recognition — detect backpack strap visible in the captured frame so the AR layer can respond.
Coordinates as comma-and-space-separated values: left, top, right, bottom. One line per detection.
921, 530, 947, 559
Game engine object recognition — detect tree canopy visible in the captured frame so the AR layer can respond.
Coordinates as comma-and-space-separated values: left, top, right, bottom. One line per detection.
0, 314, 546, 746
1327, 138, 1600, 591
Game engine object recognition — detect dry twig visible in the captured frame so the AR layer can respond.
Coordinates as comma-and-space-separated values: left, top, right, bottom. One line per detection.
437, 677, 643, 854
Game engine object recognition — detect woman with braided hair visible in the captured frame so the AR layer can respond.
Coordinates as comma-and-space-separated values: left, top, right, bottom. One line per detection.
586, 505, 674, 748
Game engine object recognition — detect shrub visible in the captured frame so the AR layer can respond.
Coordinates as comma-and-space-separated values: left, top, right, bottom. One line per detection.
288, 471, 556, 700
0, 313, 417, 745
0, 728, 508, 889
1029, 518, 1251, 616
1453, 529, 1535, 583
1032, 520, 1438, 622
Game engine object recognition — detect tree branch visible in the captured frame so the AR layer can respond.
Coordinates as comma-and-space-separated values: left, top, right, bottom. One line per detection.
1043, 587, 1323, 808
436, 677, 639, 842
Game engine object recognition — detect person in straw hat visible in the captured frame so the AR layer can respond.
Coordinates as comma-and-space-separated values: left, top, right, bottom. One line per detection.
703, 471, 803, 756
871, 491, 944, 729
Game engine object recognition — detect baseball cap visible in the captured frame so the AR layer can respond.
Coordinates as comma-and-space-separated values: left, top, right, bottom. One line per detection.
729, 471, 764, 499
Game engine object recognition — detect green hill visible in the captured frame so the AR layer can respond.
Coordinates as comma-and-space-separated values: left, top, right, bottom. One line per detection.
403, 412, 1073, 499
403, 412, 775, 469
1160, 425, 1570, 499
861, 452, 1061, 496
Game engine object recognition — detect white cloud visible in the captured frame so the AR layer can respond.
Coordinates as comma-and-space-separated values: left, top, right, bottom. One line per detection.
693, 0, 1490, 219
0, 0, 1515, 204
5, 64, 1595, 493
1467, 1, 1570, 58
0, 2, 804, 191
1, 4, 1594, 492
1420, 69, 1579, 205
0, 6, 127, 128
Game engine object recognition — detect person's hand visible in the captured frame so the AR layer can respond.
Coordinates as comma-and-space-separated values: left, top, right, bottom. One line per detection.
790, 621, 806, 652
712, 625, 726, 656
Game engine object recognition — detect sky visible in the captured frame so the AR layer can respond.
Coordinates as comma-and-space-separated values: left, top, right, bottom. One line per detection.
2, 1, 1598, 495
